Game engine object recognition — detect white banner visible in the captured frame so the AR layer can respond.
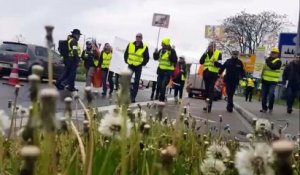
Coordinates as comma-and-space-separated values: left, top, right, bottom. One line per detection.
110, 36, 158, 82
253, 46, 266, 78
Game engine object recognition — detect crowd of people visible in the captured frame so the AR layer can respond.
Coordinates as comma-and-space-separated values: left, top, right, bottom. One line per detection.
54, 28, 300, 114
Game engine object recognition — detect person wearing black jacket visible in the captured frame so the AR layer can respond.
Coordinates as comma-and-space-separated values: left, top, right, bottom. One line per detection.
124, 33, 150, 103
199, 42, 222, 112
219, 51, 245, 112
55, 29, 82, 92
81, 41, 100, 86
153, 38, 178, 102
282, 54, 300, 114
173, 56, 187, 103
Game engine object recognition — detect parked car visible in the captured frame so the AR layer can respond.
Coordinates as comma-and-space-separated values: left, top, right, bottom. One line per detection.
0, 41, 64, 79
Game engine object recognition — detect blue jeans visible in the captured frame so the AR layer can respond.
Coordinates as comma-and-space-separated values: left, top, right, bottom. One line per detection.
261, 83, 276, 110
286, 84, 299, 109
128, 65, 142, 101
156, 71, 172, 101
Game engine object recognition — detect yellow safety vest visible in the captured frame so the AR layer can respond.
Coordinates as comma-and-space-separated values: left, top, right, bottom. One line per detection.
262, 58, 281, 82
68, 38, 81, 57
181, 74, 186, 81
127, 42, 147, 66
101, 52, 112, 69
247, 78, 255, 87
203, 50, 221, 73
159, 50, 174, 70
240, 80, 246, 87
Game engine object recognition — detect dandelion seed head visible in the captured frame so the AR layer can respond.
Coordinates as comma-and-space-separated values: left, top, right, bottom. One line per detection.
255, 118, 271, 132
200, 158, 226, 175
206, 143, 230, 160
20, 145, 40, 158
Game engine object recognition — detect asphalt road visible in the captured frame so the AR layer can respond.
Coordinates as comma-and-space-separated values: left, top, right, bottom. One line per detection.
0, 79, 252, 141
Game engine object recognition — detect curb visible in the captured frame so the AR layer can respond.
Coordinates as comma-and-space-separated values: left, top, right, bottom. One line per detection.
233, 102, 256, 125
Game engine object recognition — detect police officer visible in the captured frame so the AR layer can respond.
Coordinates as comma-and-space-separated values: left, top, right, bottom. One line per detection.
153, 38, 178, 102
56, 29, 81, 92
245, 76, 255, 102
260, 48, 282, 113
219, 50, 245, 112
100, 43, 114, 96
199, 42, 222, 112
81, 41, 100, 86
124, 33, 150, 103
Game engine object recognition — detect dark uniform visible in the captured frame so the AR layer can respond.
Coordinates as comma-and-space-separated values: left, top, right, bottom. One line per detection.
173, 58, 187, 101
199, 43, 222, 112
153, 38, 178, 102
124, 33, 150, 103
219, 52, 245, 112
56, 29, 81, 91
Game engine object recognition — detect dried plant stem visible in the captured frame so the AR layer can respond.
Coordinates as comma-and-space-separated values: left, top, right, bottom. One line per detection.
8, 94, 18, 139
78, 98, 94, 175
70, 121, 86, 164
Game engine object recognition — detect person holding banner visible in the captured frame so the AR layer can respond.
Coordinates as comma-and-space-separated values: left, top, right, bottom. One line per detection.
124, 33, 150, 103
100, 43, 114, 96
260, 48, 282, 113
153, 38, 178, 102
199, 42, 222, 113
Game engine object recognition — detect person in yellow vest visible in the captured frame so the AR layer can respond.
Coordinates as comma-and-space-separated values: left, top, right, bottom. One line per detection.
153, 38, 178, 102
260, 47, 282, 113
173, 56, 187, 103
199, 42, 222, 112
245, 77, 255, 102
124, 33, 150, 103
55, 29, 82, 92
99, 43, 114, 96
81, 41, 100, 87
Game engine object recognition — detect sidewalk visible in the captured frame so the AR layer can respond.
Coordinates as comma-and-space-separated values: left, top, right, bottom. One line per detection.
233, 96, 299, 137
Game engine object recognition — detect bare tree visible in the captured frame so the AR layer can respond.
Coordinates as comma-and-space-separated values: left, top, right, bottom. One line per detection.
222, 11, 289, 54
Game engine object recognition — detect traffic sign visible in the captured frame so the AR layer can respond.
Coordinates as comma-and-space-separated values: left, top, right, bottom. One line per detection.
278, 33, 297, 58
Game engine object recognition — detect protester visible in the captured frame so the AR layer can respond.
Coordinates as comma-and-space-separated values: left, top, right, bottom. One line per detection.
245, 76, 255, 102
124, 33, 150, 103
100, 43, 114, 96
173, 56, 187, 103
153, 38, 178, 102
81, 41, 100, 86
282, 53, 300, 114
199, 42, 222, 112
260, 48, 282, 113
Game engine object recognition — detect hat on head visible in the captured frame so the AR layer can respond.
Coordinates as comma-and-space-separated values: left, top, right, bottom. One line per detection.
71, 29, 82, 35
231, 50, 239, 55
179, 55, 185, 60
162, 38, 170, 46
271, 47, 279, 53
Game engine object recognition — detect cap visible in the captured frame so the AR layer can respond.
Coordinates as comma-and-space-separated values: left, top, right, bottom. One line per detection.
71, 29, 82, 35
231, 50, 239, 55
162, 38, 170, 46
179, 55, 185, 60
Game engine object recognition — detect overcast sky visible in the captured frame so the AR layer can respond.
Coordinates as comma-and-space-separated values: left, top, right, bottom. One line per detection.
0, 0, 298, 59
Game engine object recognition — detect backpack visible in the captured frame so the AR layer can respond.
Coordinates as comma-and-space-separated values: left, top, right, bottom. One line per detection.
58, 40, 69, 58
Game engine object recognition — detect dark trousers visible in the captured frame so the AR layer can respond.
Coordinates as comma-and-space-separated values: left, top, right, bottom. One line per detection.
203, 70, 219, 108
174, 80, 185, 99
150, 81, 157, 99
245, 86, 254, 102
128, 65, 142, 101
156, 71, 172, 101
286, 84, 299, 109
102, 69, 114, 94
115, 73, 119, 90
57, 58, 78, 89
225, 81, 237, 109
261, 83, 276, 110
